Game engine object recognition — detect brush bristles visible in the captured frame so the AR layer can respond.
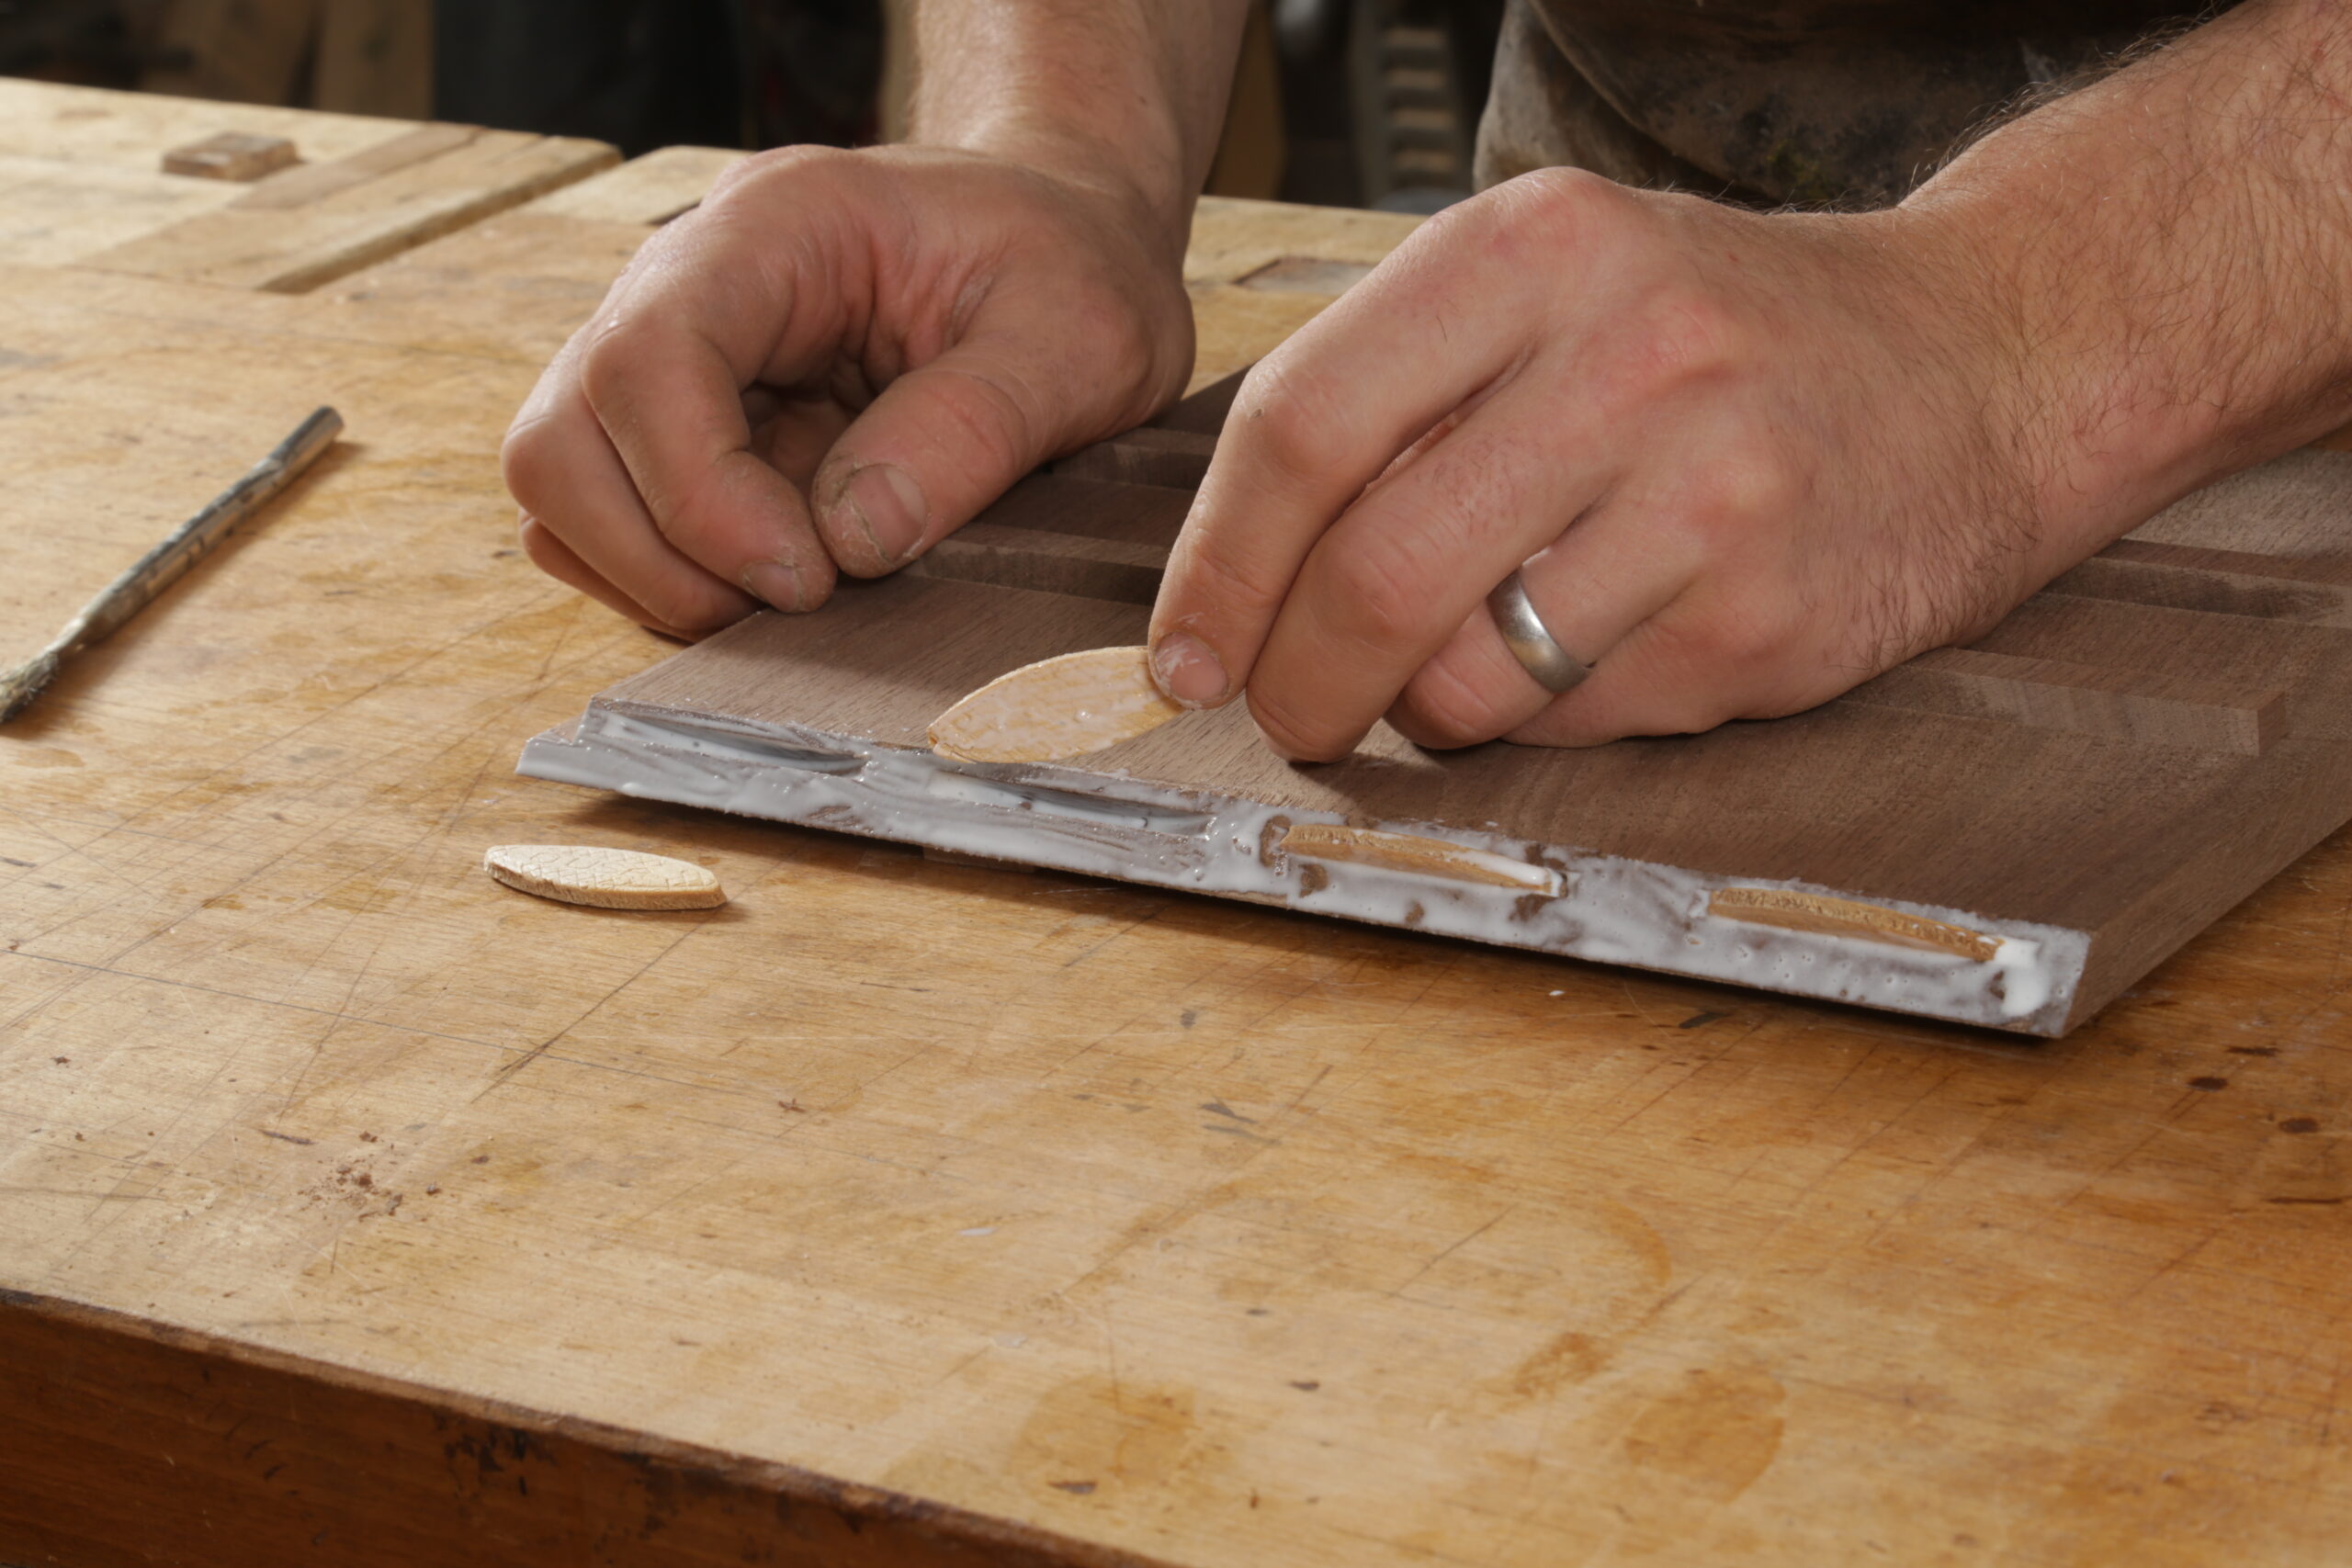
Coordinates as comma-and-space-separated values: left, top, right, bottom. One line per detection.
0, 650, 60, 724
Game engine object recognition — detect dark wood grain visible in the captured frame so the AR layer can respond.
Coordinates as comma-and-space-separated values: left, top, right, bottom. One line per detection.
907, 521, 1167, 604
1840, 648, 2290, 754
1050, 428, 1217, 490
2042, 554, 2352, 623
1140, 368, 1247, 435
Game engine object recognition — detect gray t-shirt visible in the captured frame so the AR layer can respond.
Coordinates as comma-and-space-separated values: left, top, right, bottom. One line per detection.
1476, 0, 2227, 206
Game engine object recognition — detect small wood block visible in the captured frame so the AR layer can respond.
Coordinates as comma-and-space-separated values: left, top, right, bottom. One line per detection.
484, 845, 725, 910
1839, 648, 2289, 755
91, 126, 617, 293
161, 132, 299, 182
1710, 887, 1997, 961
228, 123, 477, 211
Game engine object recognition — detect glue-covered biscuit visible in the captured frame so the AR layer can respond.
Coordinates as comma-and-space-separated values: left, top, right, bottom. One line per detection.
928, 645, 1183, 763
484, 844, 726, 910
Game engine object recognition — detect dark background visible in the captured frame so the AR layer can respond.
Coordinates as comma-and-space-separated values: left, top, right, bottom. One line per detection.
0, 0, 1503, 210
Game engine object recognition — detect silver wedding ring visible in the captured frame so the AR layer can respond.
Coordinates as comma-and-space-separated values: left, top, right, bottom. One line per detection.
1486, 568, 1591, 694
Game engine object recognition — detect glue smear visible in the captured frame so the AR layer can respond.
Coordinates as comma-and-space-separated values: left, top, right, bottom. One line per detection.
519, 705, 2085, 1033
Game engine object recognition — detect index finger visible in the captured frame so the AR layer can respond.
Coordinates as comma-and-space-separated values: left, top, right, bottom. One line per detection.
1145, 193, 1541, 710
571, 161, 869, 611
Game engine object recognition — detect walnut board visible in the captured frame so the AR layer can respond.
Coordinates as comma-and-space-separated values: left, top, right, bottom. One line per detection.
525, 375, 2352, 1037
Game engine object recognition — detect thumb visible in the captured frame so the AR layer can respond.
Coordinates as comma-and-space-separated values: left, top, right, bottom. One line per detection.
809, 342, 1074, 578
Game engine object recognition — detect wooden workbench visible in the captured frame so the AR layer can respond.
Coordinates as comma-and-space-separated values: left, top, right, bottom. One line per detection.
3, 78, 2348, 1568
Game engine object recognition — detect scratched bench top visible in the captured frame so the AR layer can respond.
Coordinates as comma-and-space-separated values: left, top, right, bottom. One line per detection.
3, 75, 2349, 1568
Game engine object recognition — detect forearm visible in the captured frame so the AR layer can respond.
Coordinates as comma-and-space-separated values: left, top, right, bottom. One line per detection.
906, 0, 1252, 262
1902, 0, 2352, 562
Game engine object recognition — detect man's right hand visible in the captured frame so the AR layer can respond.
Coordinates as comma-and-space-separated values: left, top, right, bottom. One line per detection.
503, 143, 1198, 637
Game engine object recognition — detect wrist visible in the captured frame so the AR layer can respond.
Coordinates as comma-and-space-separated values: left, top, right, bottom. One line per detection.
1891, 0, 2352, 568
899, 1, 1250, 275
919, 114, 1196, 271
1873, 195, 2226, 580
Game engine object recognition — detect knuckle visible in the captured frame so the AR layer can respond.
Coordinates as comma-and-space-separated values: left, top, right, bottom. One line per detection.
1397, 659, 1516, 750
1519, 164, 1623, 222
1705, 438, 1804, 523
1233, 355, 1350, 487
577, 316, 652, 405
1403, 181, 1503, 254
1643, 608, 1788, 701
515, 513, 564, 568
718, 142, 843, 200
1170, 528, 1279, 625
1656, 694, 1740, 737
928, 363, 1042, 477
1489, 165, 1633, 254
1081, 304, 1186, 420
1326, 534, 1439, 649
1604, 286, 1755, 403
499, 416, 558, 505
1379, 171, 1626, 299
1672, 444, 1804, 554
1709, 603, 1799, 667
643, 461, 762, 578
1605, 662, 1736, 739
1656, 617, 1719, 673
1510, 707, 1607, 749
1246, 682, 1339, 761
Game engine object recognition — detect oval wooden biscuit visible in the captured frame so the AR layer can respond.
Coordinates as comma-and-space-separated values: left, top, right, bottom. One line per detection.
1277, 823, 1562, 895
484, 844, 726, 910
1707, 886, 1994, 961
929, 645, 1183, 763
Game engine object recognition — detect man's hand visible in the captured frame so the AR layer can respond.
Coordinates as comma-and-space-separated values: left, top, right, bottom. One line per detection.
503, 0, 1251, 637
503, 145, 1194, 636
1149, 0, 2352, 759
1149, 171, 2040, 758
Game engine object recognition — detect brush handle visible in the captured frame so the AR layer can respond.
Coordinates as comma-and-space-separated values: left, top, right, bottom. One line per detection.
65, 406, 344, 651
0, 406, 343, 723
